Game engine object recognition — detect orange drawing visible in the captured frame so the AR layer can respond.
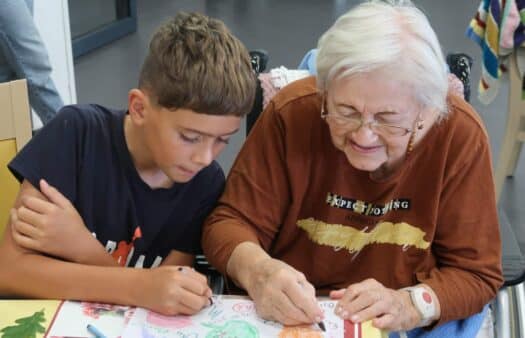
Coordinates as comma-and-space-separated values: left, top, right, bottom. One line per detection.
278, 325, 323, 338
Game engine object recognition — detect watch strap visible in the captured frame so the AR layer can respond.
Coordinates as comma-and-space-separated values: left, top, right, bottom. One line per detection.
401, 286, 437, 327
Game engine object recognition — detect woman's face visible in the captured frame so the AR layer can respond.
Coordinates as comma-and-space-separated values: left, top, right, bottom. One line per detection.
325, 71, 430, 176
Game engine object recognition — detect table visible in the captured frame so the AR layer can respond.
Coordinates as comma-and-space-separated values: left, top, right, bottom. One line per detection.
0, 299, 386, 338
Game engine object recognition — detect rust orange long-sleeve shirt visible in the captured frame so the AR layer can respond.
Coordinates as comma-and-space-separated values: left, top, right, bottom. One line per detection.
202, 77, 503, 325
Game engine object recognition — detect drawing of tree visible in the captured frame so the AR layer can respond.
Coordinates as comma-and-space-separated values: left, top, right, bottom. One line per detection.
0, 309, 46, 338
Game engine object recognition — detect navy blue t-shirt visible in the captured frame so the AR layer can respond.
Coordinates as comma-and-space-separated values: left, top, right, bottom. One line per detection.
8, 104, 225, 268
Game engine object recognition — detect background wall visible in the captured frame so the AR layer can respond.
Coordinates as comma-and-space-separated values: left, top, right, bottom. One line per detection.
72, 0, 524, 241
32, 0, 77, 128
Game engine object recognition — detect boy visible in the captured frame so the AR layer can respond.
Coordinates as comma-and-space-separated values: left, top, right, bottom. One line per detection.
0, 12, 255, 315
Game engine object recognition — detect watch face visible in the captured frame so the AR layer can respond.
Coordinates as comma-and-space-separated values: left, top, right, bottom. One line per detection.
422, 290, 432, 304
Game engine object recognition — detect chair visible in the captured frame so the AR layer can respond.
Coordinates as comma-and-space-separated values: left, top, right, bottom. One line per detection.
0, 79, 32, 239
446, 53, 473, 102
494, 52, 525, 201
247, 50, 269, 136
194, 254, 225, 295
494, 208, 525, 338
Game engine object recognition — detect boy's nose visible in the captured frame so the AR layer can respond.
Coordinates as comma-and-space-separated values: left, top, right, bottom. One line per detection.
192, 145, 214, 167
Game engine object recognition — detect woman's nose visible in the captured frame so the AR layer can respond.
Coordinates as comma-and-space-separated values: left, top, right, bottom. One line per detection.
351, 121, 378, 144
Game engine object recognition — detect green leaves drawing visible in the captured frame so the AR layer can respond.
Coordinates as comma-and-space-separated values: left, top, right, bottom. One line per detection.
0, 309, 46, 338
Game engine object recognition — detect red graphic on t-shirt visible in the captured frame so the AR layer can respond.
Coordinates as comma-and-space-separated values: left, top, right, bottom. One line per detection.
111, 226, 142, 266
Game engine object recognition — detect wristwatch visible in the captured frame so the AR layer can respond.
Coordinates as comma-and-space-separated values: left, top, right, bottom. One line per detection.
402, 286, 437, 327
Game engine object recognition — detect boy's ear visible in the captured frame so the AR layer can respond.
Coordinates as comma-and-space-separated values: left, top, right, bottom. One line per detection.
128, 89, 147, 124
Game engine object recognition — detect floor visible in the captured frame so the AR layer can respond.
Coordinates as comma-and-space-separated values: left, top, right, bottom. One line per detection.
73, 0, 525, 251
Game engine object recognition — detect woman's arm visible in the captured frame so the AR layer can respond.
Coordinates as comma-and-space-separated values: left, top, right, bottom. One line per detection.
418, 112, 503, 325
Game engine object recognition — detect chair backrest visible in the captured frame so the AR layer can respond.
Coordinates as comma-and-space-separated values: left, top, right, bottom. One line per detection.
0, 79, 32, 239
246, 50, 269, 136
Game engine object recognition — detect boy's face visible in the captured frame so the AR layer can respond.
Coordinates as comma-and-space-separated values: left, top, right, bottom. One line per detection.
128, 89, 241, 184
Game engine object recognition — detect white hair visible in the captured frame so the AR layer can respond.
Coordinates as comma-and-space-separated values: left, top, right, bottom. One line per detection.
316, 0, 449, 113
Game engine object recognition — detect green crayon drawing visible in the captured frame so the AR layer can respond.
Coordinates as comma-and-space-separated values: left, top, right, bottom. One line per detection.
203, 320, 259, 338
0, 309, 46, 338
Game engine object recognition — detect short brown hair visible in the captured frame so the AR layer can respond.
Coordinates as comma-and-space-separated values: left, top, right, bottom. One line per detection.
139, 12, 255, 116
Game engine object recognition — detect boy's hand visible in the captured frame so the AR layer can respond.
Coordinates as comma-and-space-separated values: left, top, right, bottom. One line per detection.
10, 179, 96, 262
139, 266, 213, 315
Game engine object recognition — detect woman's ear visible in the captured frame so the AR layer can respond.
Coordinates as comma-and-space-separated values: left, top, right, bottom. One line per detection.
128, 88, 147, 125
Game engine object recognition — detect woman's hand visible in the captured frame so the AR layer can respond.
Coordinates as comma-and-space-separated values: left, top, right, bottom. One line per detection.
245, 257, 324, 325
330, 278, 422, 331
10, 179, 99, 262
139, 266, 212, 315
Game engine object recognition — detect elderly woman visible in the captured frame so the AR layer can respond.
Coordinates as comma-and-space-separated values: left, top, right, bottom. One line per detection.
202, 0, 502, 335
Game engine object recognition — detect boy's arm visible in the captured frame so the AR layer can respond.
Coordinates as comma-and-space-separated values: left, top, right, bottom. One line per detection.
0, 181, 212, 314
10, 180, 118, 266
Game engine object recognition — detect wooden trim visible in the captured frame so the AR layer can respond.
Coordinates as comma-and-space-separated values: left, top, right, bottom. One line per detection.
10, 80, 32, 151
0, 82, 15, 141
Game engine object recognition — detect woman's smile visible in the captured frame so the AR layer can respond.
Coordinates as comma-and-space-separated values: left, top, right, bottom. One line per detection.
347, 138, 383, 154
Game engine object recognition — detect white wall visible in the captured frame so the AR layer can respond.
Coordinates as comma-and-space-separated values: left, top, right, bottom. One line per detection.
32, 0, 77, 128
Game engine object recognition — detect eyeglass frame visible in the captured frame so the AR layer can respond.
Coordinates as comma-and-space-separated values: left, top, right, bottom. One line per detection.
320, 95, 424, 137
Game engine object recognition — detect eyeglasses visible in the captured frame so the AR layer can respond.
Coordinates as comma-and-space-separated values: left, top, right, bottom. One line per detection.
320, 101, 423, 137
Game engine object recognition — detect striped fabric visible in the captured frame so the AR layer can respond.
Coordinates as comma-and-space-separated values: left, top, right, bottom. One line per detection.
345, 320, 387, 338
466, 0, 525, 104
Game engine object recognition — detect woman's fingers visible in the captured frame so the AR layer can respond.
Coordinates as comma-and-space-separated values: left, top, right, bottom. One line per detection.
284, 279, 323, 324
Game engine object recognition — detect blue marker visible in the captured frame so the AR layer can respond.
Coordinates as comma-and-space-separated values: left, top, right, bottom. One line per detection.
87, 324, 108, 338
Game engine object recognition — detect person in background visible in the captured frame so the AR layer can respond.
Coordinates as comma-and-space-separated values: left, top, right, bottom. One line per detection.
202, 1, 502, 336
0, 12, 255, 316
0, 0, 64, 124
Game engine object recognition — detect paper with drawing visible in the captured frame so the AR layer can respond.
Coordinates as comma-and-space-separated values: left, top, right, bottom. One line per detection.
122, 296, 343, 337
45, 300, 132, 338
